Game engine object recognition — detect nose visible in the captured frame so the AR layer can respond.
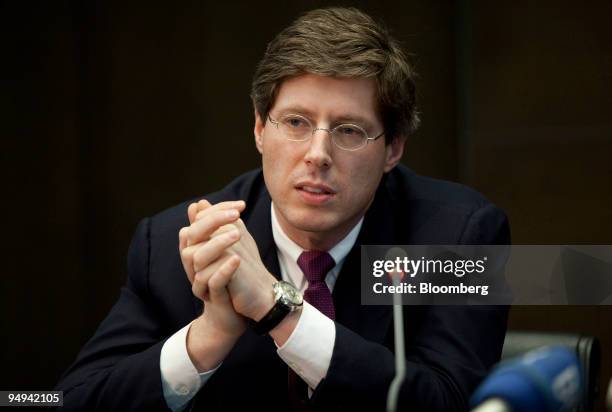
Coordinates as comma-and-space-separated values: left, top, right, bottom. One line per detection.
303, 129, 333, 169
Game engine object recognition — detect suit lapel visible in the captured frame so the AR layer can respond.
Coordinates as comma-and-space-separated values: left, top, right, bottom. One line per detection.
333, 177, 396, 344
245, 187, 281, 279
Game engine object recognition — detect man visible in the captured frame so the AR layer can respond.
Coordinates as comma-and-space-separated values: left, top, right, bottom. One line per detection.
57, 7, 509, 411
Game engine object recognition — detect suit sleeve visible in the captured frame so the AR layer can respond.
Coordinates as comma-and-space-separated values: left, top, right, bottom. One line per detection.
56, 218, 172, 411
310, 204, 510, 412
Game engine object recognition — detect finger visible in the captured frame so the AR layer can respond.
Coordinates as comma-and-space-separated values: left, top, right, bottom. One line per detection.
209, 223, 240, 239
187, 202, 199, 225
181, 236, 232, 284
192, 253, 233, 301
179, 227, 189, 251
196, 198, 211, 211
208, 218, 247, 240
196, 199, 242, 214
195, 200, 245, 221
187, 208, 240, 245
234, 218, 247, 231
192, 229, 241, 273
208, 255, 241, 302
180, 242, 199, 283
194, 199, 212, 221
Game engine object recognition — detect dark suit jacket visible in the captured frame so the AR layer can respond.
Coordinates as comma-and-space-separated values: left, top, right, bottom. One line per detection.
57, 165, 510, 411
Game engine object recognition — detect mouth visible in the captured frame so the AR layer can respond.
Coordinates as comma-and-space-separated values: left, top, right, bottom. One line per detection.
295, 182, 336, 205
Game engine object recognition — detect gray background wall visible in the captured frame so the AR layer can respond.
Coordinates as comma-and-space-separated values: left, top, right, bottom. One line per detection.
2, 1, 611, 409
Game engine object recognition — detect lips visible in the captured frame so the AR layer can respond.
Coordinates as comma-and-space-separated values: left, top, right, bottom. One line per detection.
295, 182, 336, 195
295, 181, 336, 205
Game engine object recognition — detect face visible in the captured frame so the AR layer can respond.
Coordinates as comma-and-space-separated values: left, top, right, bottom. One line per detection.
254, 73, 405, 250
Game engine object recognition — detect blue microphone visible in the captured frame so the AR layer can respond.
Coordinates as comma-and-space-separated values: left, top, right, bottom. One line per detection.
470, 346, 582, 412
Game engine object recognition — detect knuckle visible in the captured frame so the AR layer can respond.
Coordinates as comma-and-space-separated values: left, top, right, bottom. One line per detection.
208, 275, 221, 291
180, 247, 191, 261
187, 224, 200, 243
192, 253, 206, 272
217, 231, 235, 245
196, 218, 215, 236
219, 223, 239, 236
187, 204, 197, 220
184, 229, 193, 245
208, 232, 224, 246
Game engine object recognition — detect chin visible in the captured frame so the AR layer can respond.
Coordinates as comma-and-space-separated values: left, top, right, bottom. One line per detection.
285, 209, 341, 233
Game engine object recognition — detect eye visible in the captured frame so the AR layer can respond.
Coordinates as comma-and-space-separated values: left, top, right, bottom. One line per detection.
283, 116, 309, 129
337, 125, 360, 136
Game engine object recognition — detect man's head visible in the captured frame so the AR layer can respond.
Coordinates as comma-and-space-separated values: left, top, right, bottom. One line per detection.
251, 7, 419, 144
251, 7, 418, 250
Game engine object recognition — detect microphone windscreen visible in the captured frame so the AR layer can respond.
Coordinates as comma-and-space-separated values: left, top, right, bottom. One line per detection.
470, 346, 581, 412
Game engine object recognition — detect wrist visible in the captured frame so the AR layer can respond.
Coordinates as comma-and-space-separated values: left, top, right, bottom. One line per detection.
252, 288, 275, 321
269, 305, 302, 346
251, 280, 303, 335
187, 316, 240, 372
246, 274, 277, 321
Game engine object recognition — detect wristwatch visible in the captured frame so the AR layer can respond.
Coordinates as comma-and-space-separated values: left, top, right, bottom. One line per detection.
252, 280, 303, 335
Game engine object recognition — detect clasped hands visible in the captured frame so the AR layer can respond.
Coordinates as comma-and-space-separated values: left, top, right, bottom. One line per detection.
179, 199, 277, 341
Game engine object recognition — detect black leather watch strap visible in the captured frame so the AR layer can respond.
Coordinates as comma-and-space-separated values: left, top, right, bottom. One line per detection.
252, 303, 291, 335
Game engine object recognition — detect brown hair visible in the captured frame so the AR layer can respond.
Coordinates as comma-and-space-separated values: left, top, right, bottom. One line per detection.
251, 7, 419, 142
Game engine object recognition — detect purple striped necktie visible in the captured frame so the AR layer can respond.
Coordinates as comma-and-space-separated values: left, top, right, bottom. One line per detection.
297, 251, 336, 320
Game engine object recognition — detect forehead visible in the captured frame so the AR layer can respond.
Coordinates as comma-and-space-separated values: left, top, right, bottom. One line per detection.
271, 74, 380, 124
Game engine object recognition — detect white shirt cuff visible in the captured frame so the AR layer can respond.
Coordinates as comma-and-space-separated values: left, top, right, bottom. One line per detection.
276, 301, 336, 389
160, 322, 221, 411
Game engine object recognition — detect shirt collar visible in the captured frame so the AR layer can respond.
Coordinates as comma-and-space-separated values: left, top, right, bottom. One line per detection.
270, 202, 363, 265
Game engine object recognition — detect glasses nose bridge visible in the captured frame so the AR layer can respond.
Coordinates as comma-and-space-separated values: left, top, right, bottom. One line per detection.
310, 126, 338, 149
311, 126, 333, 138
306, 125, 335, 154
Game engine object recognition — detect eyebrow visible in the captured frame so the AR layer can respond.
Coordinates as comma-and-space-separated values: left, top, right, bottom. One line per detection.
274, 105, 378, 130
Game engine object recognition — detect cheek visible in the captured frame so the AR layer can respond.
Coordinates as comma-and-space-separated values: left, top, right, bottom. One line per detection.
261, 141, 296, 193
342, 164, 384, 206
342, 152, 385, 187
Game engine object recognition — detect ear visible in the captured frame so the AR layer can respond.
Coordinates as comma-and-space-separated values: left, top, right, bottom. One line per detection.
383, 136, 406, 173
254, 109, 265, 155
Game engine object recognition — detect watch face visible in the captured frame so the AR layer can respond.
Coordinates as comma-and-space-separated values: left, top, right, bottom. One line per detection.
278, 281, 303, 306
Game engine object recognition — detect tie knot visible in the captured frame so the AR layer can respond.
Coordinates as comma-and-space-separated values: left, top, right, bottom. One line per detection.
297, 251, 335, 283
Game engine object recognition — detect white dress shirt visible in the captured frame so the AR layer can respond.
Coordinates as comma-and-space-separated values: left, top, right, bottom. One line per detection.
159, 202, 363, 411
